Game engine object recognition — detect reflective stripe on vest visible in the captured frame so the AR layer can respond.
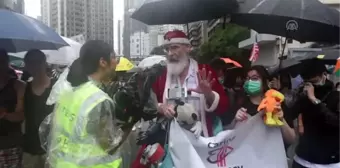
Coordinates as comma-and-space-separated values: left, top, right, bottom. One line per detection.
50, 82, 120, 167
54, 150, 121, 166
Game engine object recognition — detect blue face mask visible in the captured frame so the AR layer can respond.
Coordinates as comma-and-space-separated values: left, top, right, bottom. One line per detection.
243, 80, 262, 95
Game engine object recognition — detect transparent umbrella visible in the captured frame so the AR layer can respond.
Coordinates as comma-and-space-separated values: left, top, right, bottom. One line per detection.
138, 55, 166, 68
10, 36, 82, 65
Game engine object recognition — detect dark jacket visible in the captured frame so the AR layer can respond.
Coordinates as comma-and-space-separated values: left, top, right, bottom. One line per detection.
290, 80, 339, 164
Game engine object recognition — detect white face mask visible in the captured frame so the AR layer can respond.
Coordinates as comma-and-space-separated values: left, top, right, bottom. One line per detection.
312, 74, 326, 86
337, 88, 340, 91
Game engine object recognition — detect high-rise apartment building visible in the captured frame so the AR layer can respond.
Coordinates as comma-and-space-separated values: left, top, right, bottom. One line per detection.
85, 0, 114, 45
187, 21, 209, 49
41, 0, 114, 46
117, 19, 124, 55
123, 0, 148, 57
41, 0, 50, 25
149, 25, 184, 34
0, 0, 24, 13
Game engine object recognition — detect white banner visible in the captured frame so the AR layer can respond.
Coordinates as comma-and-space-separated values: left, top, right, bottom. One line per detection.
169, 114, 288, 168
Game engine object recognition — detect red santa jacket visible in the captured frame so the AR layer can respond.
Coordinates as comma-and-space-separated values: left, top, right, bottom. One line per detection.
152, 64, 229, 136
131, 64, 229, 168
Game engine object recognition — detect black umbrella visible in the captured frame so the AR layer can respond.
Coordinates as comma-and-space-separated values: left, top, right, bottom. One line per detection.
303, 49, 340, 64
270, 57, 336, 77
131, 0, 238, 25
231, 0, 340, 43
267, 58, 302, 75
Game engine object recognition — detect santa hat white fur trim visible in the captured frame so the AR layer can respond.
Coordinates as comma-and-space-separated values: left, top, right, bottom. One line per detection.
163, 37, 190, 45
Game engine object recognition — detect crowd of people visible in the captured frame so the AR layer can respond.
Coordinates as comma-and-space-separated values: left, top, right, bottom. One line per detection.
214, 59, 339, 168
0, 49, 56, 168
0, 29, 338, 168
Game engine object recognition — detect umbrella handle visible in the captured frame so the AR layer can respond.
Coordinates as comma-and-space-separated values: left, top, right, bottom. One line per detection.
278, 38, 288, 69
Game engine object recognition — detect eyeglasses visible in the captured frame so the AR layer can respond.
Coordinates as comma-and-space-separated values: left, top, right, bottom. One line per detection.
246, 75, 261, 81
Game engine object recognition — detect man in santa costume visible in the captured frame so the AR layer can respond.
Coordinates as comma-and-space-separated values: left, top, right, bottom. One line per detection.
131, 30, 229, 168
154, 29, 228, 137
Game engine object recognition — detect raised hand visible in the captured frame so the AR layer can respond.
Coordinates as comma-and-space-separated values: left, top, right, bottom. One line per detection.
189, 67, 215, 94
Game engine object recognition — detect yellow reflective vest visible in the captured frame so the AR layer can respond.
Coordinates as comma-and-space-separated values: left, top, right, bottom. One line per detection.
49, 82, 122, 168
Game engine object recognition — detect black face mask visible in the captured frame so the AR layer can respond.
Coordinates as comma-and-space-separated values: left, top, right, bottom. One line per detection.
315, 79, 333, 89
299, 79, 332, 97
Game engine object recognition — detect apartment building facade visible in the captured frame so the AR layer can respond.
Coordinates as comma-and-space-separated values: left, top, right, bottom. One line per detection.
123, 0, 148, 57
41, 0, 114, 45
0, 0, 24, 13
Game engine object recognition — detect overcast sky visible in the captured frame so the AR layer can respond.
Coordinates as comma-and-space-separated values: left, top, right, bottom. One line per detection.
24, 0, 124, 51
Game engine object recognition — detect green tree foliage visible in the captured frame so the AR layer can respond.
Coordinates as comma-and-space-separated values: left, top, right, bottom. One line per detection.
198, 24, 251, 65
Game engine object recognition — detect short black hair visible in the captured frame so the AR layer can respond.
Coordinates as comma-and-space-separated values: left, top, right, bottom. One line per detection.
79, 40, 114, 75
279, 73, 292, 90
24, 49, 46, 64
224, 68, 245, 88
210, 58, 227, 70
67, 58, 88, 87
247, 65, 270, 92
0, 49, 9, 63
300, 60, 326, 80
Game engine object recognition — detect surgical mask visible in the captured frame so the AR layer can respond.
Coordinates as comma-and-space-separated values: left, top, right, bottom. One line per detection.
312, 74, 326, 86
218, 77, 224, 85
243, 80, 262, 95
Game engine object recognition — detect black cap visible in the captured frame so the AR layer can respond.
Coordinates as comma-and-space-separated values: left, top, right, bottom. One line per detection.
300, 60, 327, 79
24, 49, 46, 64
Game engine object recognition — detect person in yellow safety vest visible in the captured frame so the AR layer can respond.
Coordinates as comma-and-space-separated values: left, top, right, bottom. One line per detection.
47, 40, 123, 168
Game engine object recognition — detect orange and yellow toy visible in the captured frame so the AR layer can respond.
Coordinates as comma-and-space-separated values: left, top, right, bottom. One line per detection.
257, 89, 285, 126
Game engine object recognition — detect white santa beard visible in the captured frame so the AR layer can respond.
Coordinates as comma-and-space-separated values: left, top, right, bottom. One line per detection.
167, 58, 189, 76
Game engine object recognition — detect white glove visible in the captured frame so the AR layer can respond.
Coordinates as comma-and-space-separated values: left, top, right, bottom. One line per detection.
190, 121, 202, 138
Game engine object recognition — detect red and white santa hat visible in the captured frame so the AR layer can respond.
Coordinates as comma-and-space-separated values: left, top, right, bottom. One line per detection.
163, 30, 190, 46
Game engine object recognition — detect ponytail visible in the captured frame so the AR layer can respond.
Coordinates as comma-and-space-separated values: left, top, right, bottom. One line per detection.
67, 59, 88, 87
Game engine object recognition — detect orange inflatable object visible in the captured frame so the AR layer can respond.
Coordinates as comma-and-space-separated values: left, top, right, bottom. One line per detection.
257, 89, 285, 126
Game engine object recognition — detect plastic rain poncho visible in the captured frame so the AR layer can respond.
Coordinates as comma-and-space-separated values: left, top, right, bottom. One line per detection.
46, 67, 72, 105
40, 82, 126, 168
40, 62, 166, 168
